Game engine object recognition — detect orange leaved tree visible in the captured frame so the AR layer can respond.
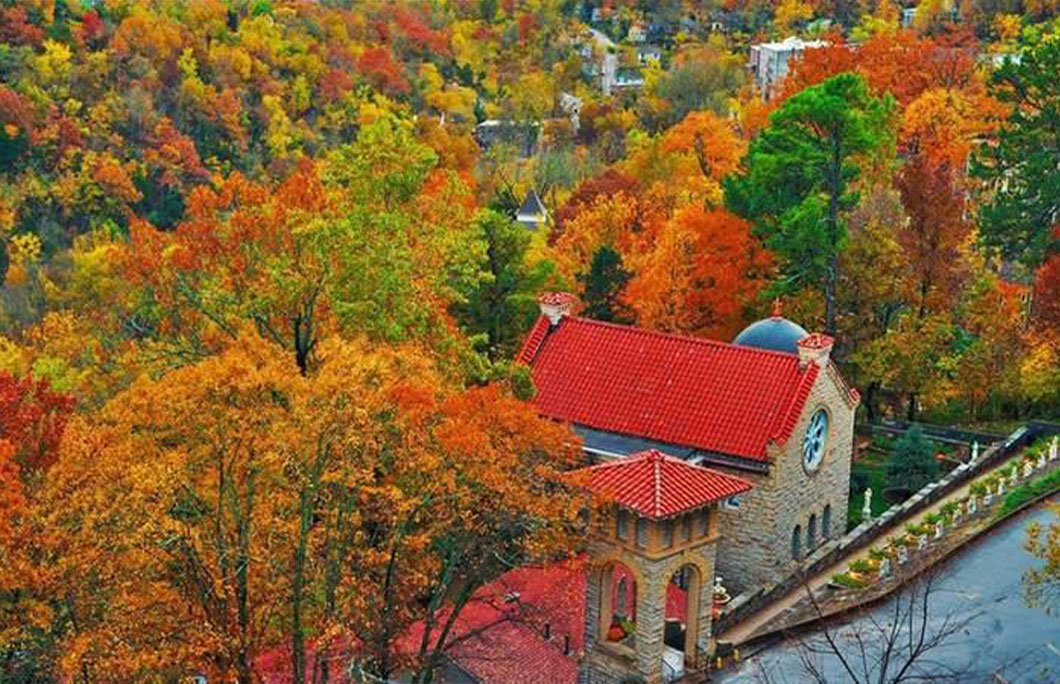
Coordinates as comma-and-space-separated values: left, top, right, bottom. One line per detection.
40, 332, 585, 684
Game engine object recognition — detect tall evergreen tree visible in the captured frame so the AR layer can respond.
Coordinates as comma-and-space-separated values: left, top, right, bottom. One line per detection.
974, 35, 1060, 270
578, 245, 632, 323
725, 72, 893, 335
454, 210, 552, 361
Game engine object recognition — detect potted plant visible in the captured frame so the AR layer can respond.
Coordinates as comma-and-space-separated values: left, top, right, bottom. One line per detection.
830, 572, 868, 590
849, 558, 877, 576
940, 501, 959, 523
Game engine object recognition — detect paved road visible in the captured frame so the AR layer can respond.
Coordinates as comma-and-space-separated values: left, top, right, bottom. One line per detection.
715, 498, 1060, 683
586, 27, 617, 95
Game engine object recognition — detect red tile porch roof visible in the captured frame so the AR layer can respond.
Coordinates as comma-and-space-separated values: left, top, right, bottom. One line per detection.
576, 449, 752, 519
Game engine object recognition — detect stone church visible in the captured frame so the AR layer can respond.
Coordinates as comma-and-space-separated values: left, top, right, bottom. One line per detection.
510, 292, 859, 683
519, 293, 859, 593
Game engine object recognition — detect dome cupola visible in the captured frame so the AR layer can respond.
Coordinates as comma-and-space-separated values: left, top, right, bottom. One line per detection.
732, 300, 809, 354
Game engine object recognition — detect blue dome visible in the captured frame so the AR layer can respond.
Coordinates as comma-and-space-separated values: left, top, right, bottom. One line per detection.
732, 316, 809, 354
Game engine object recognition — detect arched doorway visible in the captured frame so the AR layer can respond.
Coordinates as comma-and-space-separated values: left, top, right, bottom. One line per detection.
597, 561, 638, 647
663, 563, 703, 681
807, 513, 817, 550
791, 524, 802, 560
823, 504, 832, 539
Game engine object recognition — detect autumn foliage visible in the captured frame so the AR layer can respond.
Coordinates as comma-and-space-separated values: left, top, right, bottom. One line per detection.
2, 0, 1060, 678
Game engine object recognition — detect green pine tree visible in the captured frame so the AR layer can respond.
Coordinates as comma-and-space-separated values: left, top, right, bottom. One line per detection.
886, 426, 940, 494
578, 245, 633, 323
454, 210, 554, 361
974, 35, 1060, 270
725, 72, 893, 335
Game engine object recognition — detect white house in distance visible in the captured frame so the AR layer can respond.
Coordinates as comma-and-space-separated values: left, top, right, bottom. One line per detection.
516, 190, 548, 230
748, 36, 827, 98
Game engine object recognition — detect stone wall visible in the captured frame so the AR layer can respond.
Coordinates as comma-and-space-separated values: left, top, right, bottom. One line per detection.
714, 363, 856, 593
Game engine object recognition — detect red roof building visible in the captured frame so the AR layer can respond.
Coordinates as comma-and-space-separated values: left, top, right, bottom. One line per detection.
517, 306, 857, 467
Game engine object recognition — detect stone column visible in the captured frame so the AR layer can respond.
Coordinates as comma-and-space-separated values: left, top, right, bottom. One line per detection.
633, 563, 667, 684
693, 560, 713, 666
584, 565, 603, 650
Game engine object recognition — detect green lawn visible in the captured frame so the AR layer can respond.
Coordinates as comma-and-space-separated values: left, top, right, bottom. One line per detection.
846, 436, 961, 530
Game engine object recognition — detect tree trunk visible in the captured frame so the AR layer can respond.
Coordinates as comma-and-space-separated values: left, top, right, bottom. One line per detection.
292, 487, 313, 684
826, 137, 842, 337
907, 392, 918, 422
864, 381, 880, 424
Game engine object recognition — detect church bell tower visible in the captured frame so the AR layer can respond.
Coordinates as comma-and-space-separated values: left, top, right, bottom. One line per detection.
573, 450, 752, 684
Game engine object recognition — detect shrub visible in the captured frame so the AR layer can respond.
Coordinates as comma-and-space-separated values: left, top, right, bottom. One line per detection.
831, 572, 868, 589
970, 482, 987, 497
940, 501, 959, 517
906, 522, 931, 536
868, 547, 888, 561
924, 512, 942, 526
891, 534, 914, 548
849, 558, 875, 574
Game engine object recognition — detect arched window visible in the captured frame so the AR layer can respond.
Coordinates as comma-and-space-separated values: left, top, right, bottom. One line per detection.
807, 514, 817, 550
823, 505, 832, 539
791, 524, 802, 560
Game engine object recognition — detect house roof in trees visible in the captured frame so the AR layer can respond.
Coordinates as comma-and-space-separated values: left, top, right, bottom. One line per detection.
517, 315, 836, 464
575, 449, 752, 519
517, 190, 547, 219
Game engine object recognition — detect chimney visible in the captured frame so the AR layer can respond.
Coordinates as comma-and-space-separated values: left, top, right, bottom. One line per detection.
797, 333, 834, 369
538, 292, 576, 326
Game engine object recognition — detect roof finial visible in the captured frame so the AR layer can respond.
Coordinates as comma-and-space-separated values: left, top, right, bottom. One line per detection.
771, 298, 783, 318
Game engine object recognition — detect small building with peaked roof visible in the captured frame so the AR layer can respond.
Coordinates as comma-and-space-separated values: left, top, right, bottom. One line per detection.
516, 190, 549, 230
573, 449, 752, 684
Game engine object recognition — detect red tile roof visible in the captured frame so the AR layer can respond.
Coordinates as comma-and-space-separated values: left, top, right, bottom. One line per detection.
577, 449, 752, 519
411, 560, 588, 684
519, 315, 827, 463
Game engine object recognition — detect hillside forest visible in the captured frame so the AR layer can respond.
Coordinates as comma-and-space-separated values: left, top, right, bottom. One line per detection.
2, 0, 1060, 682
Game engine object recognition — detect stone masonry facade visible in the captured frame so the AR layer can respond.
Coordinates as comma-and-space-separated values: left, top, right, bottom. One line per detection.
714, 363, 856, 593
